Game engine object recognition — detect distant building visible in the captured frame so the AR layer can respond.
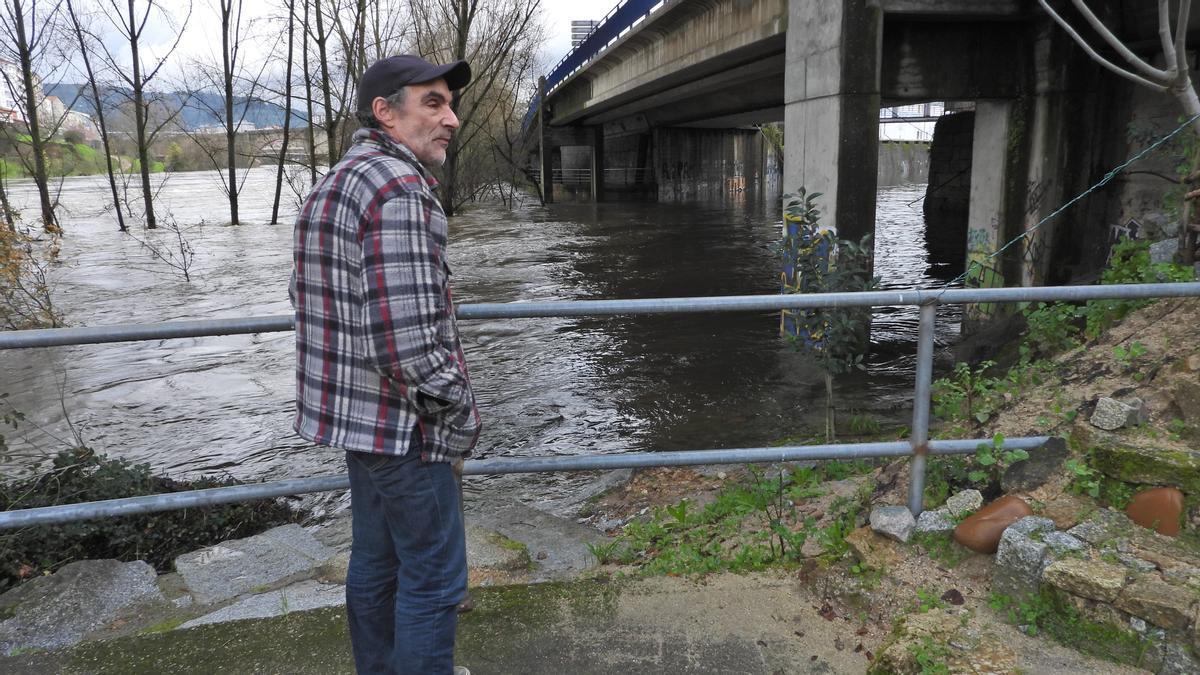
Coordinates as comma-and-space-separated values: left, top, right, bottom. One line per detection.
0, 57, 30, 123
571, 20, 600, 47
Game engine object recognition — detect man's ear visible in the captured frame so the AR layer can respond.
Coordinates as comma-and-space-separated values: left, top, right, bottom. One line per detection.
371, 97, 392, 126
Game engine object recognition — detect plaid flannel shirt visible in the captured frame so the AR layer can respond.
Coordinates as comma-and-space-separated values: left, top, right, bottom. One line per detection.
290, 128, 481, 462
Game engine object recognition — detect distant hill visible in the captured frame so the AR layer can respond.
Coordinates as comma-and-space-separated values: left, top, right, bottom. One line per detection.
46, 83, 309, 131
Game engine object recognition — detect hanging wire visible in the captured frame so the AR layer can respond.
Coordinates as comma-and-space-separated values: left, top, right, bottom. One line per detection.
946, 110, 1200, 290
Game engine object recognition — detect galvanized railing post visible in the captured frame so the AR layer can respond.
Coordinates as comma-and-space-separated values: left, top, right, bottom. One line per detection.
907, 302, 938, 516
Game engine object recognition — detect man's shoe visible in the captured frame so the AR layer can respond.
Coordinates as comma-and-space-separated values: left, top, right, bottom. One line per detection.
453, 667, 471, 675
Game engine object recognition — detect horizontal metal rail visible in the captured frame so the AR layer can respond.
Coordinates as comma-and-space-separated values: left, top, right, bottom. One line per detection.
0, 280, 1194, 529
2, 282, 1196, 350
0, 437, 1048, 530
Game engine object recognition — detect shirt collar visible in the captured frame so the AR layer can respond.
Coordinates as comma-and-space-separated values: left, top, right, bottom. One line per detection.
353, 127, 440, 189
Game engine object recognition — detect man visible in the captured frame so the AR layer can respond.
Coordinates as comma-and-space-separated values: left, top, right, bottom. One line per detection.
291, 55, 481, 675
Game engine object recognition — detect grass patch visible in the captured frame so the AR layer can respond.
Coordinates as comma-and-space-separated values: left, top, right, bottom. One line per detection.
989, 589, 1153, 667
605, 460, 874, 575
910, 531, 972, 569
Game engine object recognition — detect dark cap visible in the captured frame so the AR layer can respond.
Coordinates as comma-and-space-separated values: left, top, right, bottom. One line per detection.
356, 55, 471, 114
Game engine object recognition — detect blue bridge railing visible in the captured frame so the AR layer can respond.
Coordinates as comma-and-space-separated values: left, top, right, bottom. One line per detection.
523, 0, 664, 130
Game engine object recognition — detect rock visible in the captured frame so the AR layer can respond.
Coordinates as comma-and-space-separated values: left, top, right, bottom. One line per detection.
1114, 578, 1196, 631
1117, 553, 1158, 573
0, 559, 165, 654
1065, 508, 1130, 546
869, 505, 915, 543
310, 512, 353, 552
178, 580, 345, 630
174, 523, 336, 604
469, 499, 607, 581
1005, 516, 1055, 537
316, 551, 350, 584
1149, 239, 1178, 264
915, 509, 954, 534
1089, 437, 1200, 494
1090, 397, 1149, 431
1173, 379, 1200, 426
466, 526, 532, 571
870, 608, 1016, 674
953, 495, 1033, 554
1150, 641, 1200, 675
1042, 558, 1128, 603
943, 489, 983, 517
1125, 487, 1185, 537
845, 526, 902, 570
1041, 531, 1086, 557
992, 524, 1049, 599
1000, 437, 1069, 493
1193, 605, 1200, 652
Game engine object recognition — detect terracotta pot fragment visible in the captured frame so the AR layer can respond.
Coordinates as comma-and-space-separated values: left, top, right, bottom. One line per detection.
1125, 487, 1184, 537
953, 495, 1033, 554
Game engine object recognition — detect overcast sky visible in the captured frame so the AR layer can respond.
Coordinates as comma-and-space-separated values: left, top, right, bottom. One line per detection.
135, 0, 617, 86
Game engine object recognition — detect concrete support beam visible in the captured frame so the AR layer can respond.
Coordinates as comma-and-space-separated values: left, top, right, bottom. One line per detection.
783, 0, 882, 246
965, 101, 1013, 319
538, 77, 554, 204
590, 127, 605, 202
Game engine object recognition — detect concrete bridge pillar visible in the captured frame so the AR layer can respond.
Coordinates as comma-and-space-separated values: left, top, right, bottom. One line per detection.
590, 126, 605, 202
783, 0, 882, 248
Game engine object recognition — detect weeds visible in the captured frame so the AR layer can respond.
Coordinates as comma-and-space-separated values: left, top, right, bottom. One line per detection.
989, 590, 1152, 666
603, 460, 874, 575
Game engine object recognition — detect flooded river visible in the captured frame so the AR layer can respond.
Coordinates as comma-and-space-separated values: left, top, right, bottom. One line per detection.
1, 168, 958, 513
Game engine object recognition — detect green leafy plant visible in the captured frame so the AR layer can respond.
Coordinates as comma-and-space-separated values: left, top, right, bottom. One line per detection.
1065, 458, 1101, 498
779, 188, 880, 441
1, 447, 302, 592
966, 433, 1028, 488
1081, 238, 1194, 339
1020, 301, 1081, 362
932, 361, 1006, 424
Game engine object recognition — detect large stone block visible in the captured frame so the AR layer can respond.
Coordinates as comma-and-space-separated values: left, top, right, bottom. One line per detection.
992, 524, 1049, 599
869, 505, 916, 543
1089, 437, 1200, 495
1042, 558, 1128, 603
1000, 437, 1068, 493
0, 559, 165, 654
175, 524, 335, 604
1114, 578, 1196, 631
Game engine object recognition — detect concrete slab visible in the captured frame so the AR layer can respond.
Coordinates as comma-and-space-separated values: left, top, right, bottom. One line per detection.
470, 499, 607, 582
174, 524, 336, 604
179, 581, 345, 630
0, 559, 165, 655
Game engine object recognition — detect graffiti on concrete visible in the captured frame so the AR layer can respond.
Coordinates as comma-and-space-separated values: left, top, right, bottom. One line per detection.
1025, 179, 1047, 215
967, 227, 992, 252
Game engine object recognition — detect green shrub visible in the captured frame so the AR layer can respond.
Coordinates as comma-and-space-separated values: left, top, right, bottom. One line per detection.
0, 446, 303, 593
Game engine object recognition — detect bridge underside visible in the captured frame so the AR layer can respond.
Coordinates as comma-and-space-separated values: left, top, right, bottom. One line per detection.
537, 0, 1181, 301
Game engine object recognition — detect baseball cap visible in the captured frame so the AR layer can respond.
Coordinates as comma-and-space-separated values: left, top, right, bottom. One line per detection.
356, 55, 472, 114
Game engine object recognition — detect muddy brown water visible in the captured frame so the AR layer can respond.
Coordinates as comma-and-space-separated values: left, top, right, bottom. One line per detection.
1, 168, 960, 514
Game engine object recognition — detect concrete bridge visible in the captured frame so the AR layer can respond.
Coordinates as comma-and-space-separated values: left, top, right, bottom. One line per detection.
534, 0, 1189, 294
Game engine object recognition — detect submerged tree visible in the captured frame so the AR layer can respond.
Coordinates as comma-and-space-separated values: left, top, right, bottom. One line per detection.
0, 0, 67, 234
780, 189, 878, 442
406, 0, 544, 215
92, 0, 191, 229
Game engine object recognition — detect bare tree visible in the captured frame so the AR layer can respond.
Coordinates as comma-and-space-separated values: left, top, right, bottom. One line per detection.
406, 0, 544, 215
65, 0, 125, 231
270, 0, 296, 224
1039, 0, 1199, 263
0, 0, 66, 234
92, 0, 191, 229
179, 0, 275, 225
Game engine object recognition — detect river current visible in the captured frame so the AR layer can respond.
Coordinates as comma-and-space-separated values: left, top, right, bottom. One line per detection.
1, 168, 958, 513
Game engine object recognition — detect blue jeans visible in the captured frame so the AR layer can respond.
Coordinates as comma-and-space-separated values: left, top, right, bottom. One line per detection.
345, 440, 467, 675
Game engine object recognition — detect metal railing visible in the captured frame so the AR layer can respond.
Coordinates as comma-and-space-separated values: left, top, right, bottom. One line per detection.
1, 281, 1197, 530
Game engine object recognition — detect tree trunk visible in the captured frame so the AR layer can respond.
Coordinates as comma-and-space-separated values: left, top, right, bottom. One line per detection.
11, 0, 58, 234
221, 0, 239, 225
313, 0, 336, 166
0, 176, 13, 228
271, 0, 296, 224
301, 0, 317, 183
127, 0, 156, 229
824, 373, 835, 442
68, 0, 126, 232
